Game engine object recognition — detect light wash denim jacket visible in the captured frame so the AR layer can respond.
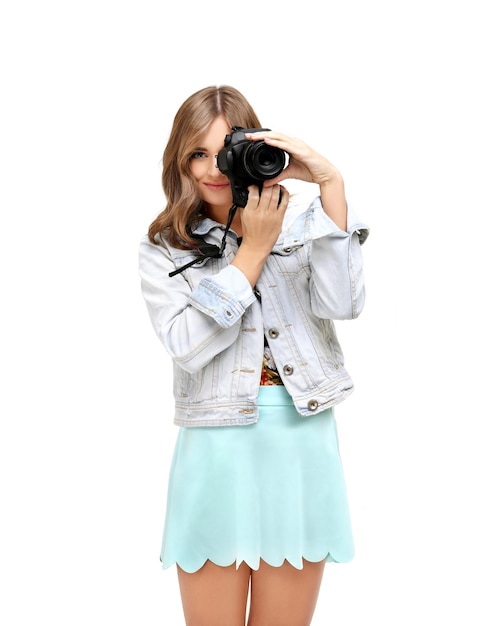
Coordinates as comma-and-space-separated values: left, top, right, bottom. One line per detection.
139, 191, 369, 427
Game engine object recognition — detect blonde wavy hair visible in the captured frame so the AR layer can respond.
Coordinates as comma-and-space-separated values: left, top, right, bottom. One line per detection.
148, 85, 262, 249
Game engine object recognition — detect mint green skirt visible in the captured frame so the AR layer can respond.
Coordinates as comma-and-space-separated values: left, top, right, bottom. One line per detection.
160, 385, 354, 572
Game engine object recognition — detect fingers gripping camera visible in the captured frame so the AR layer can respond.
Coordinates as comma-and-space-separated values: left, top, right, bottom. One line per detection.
216, 126, 287, 207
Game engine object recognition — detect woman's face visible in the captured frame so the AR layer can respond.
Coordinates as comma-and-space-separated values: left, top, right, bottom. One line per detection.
189, 116, 233, 218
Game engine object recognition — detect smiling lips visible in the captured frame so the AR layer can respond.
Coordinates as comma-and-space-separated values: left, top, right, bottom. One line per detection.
204, 182, 230, 191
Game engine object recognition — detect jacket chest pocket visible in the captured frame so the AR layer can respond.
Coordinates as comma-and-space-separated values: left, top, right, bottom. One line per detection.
270, 245, 309, 276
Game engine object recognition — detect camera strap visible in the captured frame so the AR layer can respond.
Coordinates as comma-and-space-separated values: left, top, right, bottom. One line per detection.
168, 205, 238, 277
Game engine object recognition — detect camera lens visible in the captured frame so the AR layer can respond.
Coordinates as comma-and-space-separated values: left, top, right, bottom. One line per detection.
241, 141, 286, 181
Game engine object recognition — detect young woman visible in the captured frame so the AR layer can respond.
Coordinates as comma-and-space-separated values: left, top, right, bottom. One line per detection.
139, 85, 368, 626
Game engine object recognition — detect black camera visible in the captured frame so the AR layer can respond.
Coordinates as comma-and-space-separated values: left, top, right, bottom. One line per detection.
216, 126, 287, 207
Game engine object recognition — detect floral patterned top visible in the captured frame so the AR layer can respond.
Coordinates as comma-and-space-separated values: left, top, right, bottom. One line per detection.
260, 339, 283, 386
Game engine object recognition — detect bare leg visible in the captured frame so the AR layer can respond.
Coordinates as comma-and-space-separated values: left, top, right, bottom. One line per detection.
248, 558, 326, 626
177, 560, 251, 626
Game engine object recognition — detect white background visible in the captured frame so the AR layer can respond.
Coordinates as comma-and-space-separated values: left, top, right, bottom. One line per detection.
1, 1, 477, 624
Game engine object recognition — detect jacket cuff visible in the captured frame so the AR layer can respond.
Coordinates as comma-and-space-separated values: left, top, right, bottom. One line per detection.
345, 205, 370, 244
307, 196, 369, 243
188, 265, 256, 328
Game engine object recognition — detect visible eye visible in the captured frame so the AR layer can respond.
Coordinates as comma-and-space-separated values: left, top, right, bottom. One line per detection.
190, 151, 207, 160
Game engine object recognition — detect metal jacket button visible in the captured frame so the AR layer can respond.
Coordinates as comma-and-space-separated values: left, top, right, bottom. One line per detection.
268, 328, 279, 339
283, 364, 294, 376
307, 399, 319, 411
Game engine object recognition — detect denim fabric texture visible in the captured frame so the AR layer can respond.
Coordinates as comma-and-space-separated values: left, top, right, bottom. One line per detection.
139, 193, 369, 427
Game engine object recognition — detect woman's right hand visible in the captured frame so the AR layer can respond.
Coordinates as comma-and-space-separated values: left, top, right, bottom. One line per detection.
231, 183, 289, 287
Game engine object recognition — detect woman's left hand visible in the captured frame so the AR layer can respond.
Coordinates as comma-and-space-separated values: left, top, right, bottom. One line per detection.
244, 131, 341, 187
245, 130, 348, 231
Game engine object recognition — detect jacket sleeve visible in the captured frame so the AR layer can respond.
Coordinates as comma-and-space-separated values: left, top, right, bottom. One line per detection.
138, 237, 256, 373
308, 199, 369, 320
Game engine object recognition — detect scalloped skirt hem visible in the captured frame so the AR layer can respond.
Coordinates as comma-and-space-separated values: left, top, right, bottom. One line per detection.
160, 386, 355, 574
160, 552, 354, 574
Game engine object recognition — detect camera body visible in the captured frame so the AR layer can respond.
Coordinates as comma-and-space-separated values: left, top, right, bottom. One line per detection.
216, 126, 287, 207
